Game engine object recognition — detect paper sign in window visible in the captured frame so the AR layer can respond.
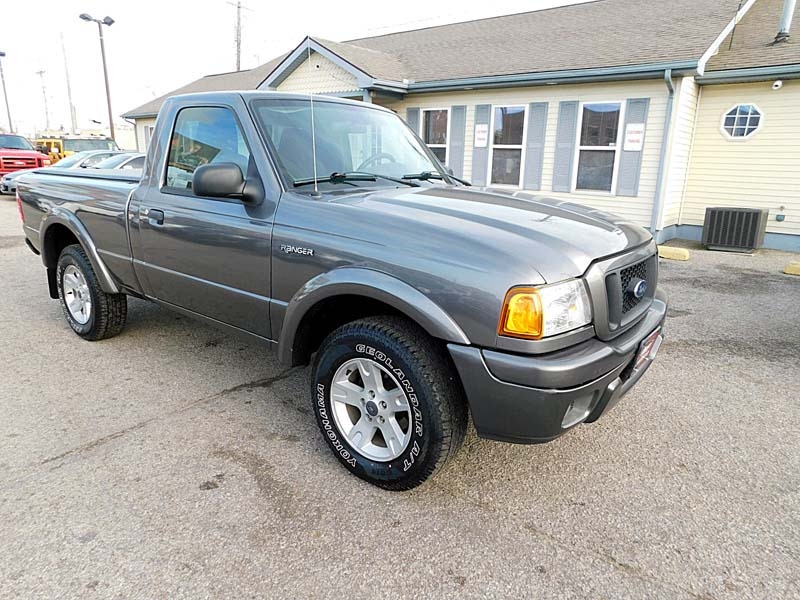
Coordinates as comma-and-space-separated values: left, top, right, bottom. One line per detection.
474, 124, 489, 148
623, 123, 645, 152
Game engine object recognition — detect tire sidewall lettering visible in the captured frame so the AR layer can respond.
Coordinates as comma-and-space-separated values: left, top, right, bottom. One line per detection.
316, 382, 357, 468
354, 343, 424, 442
314, 339, 431, 479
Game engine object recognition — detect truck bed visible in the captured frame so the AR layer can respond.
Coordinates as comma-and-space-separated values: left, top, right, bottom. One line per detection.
18, 169, 142, 295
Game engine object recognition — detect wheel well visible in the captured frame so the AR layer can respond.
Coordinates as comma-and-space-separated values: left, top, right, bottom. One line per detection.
291, 295, 407, 366
43, 224, 80, 268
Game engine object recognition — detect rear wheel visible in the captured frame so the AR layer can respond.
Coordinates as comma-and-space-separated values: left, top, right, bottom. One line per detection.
57, 244, 127, 340
312, 316, 467, 490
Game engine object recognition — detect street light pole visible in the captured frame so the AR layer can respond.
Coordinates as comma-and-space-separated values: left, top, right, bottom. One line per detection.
0, 51, 13, 133
80, 14, 115, 141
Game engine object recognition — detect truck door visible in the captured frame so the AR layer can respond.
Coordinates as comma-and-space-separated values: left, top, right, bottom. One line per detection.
131, 105, 275, 339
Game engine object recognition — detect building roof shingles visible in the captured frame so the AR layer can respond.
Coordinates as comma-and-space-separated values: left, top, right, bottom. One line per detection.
122, 56, 285, 118
706, 0, 800, 72
343, 0, 742, 82
126, 0, 789, 119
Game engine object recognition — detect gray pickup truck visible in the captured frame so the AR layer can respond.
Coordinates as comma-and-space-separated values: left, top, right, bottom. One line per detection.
17, 91, 666, 490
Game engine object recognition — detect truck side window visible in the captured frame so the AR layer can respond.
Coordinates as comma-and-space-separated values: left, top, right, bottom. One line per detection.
164, 106, 251, 192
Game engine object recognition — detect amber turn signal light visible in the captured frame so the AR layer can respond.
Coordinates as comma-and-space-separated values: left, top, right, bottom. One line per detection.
498, 287, 544, 339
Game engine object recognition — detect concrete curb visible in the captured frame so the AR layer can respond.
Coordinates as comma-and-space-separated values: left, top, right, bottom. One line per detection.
658, 246, 691, 261
784, 261, 800, 276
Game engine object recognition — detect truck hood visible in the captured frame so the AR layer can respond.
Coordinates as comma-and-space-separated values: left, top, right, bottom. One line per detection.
0, 149, 48, 159
329, 185, 652, 283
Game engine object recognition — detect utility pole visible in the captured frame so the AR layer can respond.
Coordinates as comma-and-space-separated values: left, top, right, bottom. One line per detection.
227, 1, 250, 71
235, 0, 241, 70
36, 70, 50, 131
0, 51, 12, 132
60, 33, 78, 134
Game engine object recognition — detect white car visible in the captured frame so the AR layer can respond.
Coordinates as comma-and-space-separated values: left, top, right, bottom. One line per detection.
0, 150, 127, 194
89, 153, 146, 170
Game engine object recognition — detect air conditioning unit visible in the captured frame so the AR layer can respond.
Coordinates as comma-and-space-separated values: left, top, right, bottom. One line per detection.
702, 207, 769, 253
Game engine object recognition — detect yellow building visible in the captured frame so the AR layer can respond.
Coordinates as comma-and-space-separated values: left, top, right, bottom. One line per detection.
123, 0, 800, 250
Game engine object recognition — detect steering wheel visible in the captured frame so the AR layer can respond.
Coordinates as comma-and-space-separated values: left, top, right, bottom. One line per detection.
356, 152, 397, 172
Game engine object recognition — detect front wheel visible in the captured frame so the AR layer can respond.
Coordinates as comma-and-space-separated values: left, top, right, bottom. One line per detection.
312, 316, 467, 490
56, 244, 127, 341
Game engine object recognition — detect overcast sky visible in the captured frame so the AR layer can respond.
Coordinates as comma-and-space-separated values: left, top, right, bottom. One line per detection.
0, 0, 592, 136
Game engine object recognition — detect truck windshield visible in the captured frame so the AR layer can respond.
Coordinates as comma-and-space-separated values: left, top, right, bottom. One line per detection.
0, 135, 35, 151
63, 138, 120, 152
251, 98, 445, 188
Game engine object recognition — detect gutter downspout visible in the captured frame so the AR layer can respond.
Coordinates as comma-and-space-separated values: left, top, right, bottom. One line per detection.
650, 69, 675, 240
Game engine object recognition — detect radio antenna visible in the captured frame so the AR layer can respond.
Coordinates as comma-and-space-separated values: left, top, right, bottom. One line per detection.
306, 37, 320, 198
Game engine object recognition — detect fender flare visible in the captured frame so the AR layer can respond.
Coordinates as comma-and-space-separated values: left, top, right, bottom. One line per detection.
40, 210, 120, 294
278, 267, 470, 365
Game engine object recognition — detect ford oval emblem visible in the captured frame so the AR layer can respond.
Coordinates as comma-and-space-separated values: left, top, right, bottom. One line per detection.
633, 280, 647, 299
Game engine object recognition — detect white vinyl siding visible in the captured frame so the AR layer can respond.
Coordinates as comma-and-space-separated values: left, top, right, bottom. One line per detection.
682, 81, 800, 236
275, 52, 360, 95
661, 76, 699, 229
382, 79, 668, 228
134, 117, 157, 152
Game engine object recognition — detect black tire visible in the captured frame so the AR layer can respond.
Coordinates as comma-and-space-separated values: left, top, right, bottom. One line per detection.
312, 316, 467, 490
56, 244, 127, 341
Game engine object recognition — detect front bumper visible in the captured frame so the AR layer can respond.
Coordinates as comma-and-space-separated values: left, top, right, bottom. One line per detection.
448, 289, 667, 444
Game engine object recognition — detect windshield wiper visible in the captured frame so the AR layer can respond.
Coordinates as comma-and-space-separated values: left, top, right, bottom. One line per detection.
402, 171, 445, 182
293, 171, 419, 188
404, 171, 472, 186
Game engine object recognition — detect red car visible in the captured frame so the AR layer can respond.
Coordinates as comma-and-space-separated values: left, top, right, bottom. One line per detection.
0, 134, 51, 178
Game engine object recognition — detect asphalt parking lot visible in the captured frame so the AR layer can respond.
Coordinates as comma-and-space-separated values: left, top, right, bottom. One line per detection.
1, 196, 798, 599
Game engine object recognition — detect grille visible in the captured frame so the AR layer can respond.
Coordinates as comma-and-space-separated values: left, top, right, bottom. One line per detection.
620, 259, 648, 314
0, 156, 38, 170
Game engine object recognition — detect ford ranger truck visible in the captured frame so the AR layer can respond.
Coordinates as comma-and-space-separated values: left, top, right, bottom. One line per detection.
17, 92, 667, 490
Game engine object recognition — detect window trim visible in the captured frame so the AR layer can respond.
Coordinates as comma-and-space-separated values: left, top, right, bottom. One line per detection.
143, 125, 155, 149
160, 103, 254, 202
419, 107, 450, 166
720, 103, 763, 141
487, 104, 528, 188
571, 100, 626, 195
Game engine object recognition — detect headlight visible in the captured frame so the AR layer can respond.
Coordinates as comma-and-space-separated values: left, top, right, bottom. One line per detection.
43, 159, 51, 166
499, 280, 592, 340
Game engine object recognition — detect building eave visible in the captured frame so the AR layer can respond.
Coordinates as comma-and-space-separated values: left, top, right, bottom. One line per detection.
402, 61, 699, 93
122, 111, 158, 120
261, 36, 374, 89
697, 63, 800, 84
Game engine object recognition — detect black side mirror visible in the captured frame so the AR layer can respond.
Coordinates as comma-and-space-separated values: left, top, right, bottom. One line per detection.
193, 163, 245, 198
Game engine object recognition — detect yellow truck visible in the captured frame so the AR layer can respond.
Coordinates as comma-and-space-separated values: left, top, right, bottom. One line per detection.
34, 135, 119, 163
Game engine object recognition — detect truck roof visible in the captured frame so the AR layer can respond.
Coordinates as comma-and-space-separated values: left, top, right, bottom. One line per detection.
167, 90, 395, 114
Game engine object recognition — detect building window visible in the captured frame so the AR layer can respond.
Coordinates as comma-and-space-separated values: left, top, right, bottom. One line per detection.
490, 105, 526, 186
722, 104, 762, 138
575, 102, 622, 192
143, 125, 155, 150
421, 109, 448, 163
